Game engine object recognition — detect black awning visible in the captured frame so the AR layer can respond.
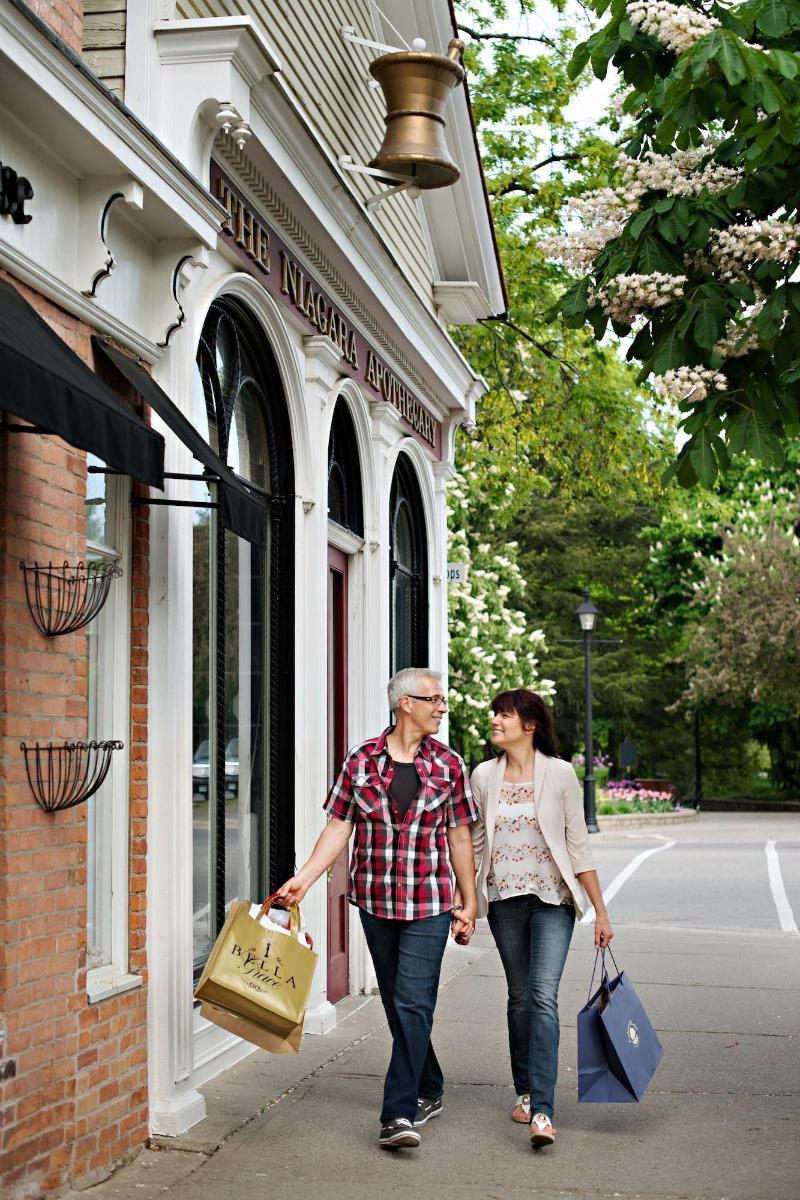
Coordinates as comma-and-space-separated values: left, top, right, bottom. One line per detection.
93, 338, 268, 548
0, 277, 164, 487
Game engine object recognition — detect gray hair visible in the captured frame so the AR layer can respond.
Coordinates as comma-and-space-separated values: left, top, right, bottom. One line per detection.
387, 667, 442, 714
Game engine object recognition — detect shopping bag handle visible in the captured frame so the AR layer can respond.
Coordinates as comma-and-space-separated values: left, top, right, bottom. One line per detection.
587, 944, 621, 1001
258, 893, 301, 935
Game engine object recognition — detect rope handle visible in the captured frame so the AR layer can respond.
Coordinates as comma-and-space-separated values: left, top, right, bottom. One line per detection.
258, 893, 301, 936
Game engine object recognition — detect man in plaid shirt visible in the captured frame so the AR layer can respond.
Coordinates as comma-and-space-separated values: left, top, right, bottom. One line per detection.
275, 667, 477, 1149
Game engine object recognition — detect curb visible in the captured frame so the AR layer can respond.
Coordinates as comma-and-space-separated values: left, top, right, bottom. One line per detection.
596, 806, 698, 831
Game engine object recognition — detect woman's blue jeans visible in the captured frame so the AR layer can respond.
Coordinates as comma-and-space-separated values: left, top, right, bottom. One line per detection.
487, 894, 575, 1119
359, 908, 451, 1124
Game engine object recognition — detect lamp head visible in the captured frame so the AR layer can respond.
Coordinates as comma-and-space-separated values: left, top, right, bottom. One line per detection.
576, 589, 599, 632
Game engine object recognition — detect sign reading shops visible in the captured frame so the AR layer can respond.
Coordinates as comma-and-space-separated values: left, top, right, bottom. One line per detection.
211, 163, 441, 457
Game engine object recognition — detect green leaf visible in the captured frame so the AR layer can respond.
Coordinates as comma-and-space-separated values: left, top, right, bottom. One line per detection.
708, 30, 748, 86
694, 300, 724, 349
568, 41, 591, 80
619, 17, 635, 42
689, 429, 719, 486
769, 49, 799, 79
755, 288, 787, 340
651, 326, 687, 373
728, 409, 783, 463
628, 209, 654, 238
754, 1, 790, 38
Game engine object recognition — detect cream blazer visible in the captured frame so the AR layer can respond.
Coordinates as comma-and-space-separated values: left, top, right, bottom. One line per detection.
470, 751, 596, 920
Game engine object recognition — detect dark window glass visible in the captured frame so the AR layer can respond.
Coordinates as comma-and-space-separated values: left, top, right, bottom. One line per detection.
327, 402, 363, 536
389, 453, 428, 674
191, 300, 294, 978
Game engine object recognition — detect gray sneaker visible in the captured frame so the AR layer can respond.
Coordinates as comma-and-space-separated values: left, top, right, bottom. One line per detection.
415, 1096, 444, 1125
379, 1118, 421, 1149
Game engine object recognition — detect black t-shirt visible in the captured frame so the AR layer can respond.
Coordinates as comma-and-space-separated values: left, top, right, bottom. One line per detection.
389, 760, 420, 821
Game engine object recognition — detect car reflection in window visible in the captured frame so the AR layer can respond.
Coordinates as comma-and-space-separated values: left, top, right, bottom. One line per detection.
192, 737, 239, 802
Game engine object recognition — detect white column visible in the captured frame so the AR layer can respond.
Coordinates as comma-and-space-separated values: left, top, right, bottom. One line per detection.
146, 409, 207, 1136
431, 459, 454, 743
297, 335, 344, 1035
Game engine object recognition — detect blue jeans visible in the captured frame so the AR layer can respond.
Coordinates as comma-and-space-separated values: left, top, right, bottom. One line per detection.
359, 908, 451, 1123
487, 894, 575, 1119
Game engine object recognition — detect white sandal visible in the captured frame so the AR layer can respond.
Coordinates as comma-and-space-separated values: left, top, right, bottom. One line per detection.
511, 1093, 530, 1123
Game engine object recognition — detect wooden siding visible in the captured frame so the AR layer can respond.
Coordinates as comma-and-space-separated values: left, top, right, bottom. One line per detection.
83, 0, 128, 99
174, 0, 435, 309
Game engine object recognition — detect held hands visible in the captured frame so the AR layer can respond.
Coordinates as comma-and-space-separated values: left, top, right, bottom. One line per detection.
594, 910, 614, 950
451, 902, 476, 945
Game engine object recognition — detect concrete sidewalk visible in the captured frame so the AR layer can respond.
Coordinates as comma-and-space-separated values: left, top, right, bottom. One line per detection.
72, 911, 800, 1200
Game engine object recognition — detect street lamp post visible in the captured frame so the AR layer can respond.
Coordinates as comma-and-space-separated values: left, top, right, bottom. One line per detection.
576, 591, 600, 834
554, 589, 622, 835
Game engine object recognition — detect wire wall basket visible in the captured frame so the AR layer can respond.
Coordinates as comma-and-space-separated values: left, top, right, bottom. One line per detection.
21, 561, 123, 637
21, 740, 124, 813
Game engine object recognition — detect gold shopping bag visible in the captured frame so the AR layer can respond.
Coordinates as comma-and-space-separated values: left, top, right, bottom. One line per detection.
199, 1002, 304, 1055
194, 898, 318, 1035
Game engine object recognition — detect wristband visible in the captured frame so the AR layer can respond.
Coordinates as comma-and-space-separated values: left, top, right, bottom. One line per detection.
452, 903, 464, 912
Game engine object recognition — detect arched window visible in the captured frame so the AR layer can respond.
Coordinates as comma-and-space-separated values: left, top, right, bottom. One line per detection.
327, 401, 363, 536
389, 453, 428, 674
191, 298, 294, 976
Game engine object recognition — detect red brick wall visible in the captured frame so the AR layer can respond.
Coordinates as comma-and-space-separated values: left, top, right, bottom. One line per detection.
0, 276, 149, 1196
26, 1, 84, 56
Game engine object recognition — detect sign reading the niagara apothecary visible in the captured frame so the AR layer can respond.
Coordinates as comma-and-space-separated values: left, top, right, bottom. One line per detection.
211, 163, 441, 457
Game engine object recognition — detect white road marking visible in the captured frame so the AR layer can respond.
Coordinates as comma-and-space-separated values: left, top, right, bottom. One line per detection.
765, 841, 799, 935
581, 839, 676, 924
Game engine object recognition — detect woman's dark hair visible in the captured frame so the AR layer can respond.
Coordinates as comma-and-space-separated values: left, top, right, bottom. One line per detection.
491, 688, 559, 758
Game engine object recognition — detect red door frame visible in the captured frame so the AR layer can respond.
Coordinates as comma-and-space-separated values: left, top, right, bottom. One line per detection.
326, 546, 349, 1004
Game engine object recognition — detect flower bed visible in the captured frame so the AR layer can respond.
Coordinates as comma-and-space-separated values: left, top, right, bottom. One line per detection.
597, 780, 676, 815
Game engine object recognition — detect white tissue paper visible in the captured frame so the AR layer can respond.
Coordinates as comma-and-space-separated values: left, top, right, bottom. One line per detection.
249, 902, 313, 949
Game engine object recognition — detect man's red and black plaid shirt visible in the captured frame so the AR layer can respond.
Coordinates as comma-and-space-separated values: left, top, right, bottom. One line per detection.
324, 727, 477, 921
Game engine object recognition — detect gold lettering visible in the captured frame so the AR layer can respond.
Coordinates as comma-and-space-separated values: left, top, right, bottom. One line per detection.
215, 180, 235, 235
315, 293, 329, 335
303, 279, 318, 324
280, 249, 290, 295
255, 224, 270, 273
239, 206, 254, 254
366, 351, 379, 390
345, 329, 359, 369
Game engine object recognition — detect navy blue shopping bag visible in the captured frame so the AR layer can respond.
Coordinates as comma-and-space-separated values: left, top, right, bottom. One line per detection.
577, 946, 663, 1103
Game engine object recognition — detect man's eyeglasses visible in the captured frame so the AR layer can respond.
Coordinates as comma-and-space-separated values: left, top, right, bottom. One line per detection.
406, 694, 448, 707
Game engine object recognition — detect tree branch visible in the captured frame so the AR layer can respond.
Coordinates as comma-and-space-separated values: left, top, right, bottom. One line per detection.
457, 23, 558, 49
491, 154, 581, 197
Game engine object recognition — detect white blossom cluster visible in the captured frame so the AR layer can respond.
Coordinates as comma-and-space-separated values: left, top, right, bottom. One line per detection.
628, 0, 719, 54
620, 150, 741, 198
596, 272, 687, 324
708, 221, 800, 281
653, 365, 728, 403
542, 189, 634, 272
543, 150, 740, 276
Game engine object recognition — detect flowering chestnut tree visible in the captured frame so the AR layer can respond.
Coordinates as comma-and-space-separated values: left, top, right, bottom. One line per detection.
550, 0, 800, 486
446, 458, 555, 768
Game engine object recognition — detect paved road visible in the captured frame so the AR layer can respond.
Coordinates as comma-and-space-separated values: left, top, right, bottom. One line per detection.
78, 812, 800, 1200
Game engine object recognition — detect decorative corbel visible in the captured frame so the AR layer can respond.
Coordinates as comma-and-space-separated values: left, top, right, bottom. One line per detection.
152, 240, 209, 347
303, 335, 344, 406
77, 177, 144, 298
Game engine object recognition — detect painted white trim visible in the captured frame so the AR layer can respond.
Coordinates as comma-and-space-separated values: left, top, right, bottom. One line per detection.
765, 841, 799, 935
86, 968, 142, 1006
327, 523, 364, 555
580, 840, 676, 924
0, 3, 223, 245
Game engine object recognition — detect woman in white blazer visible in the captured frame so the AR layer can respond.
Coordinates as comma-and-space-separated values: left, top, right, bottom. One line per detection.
468, 688, 612, 1149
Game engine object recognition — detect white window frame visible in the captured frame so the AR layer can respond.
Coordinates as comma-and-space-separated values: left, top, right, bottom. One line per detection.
86, 471, 141, 1004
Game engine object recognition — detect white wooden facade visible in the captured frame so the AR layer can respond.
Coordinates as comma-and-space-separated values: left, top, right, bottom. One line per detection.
0, 0, 504, 1141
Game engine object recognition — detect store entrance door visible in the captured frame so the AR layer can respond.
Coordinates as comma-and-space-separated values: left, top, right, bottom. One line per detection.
326, 545, 349, 1004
